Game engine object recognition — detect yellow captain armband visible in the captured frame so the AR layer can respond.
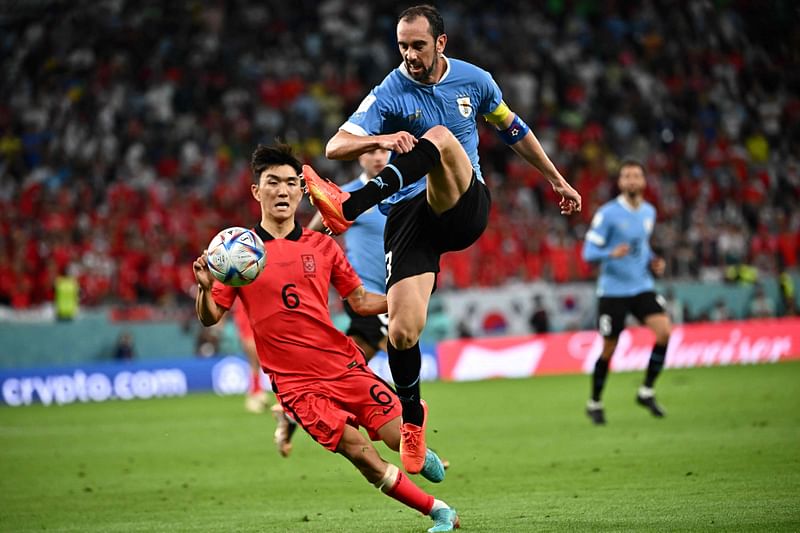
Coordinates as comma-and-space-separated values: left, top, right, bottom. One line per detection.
483, 101, 511, 125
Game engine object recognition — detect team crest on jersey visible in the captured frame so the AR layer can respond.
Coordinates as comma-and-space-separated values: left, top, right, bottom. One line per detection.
302, 254, 316, 276
456, 96, 472, 118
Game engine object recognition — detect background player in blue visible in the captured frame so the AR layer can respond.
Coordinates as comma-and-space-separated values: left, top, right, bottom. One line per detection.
582, 159, 673, 425
303, 4, 582, 475
309, 148, 391, 361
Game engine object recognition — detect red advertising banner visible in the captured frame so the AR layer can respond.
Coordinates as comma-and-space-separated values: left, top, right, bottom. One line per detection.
436, 318, 800, 381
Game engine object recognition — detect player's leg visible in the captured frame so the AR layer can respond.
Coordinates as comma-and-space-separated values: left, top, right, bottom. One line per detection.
344, 300, 388, 361
271, 403, 297, 457
336, 425, 459, 532
303, 135, 442, 233
243, 337, 270, 413
633, 292, 672, 417
587, 297, 626, 425
387, 272, 434, 473
304, 125, 473, 235
419, 125, 474, 215
376, 416, 446, 484
344, 368, 446, 484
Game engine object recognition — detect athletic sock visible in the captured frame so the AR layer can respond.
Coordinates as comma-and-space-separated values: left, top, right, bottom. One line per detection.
644, 343, 668, 388
429, 499, 449, 514
375, 464, 435, 515
592, 357, 610, 402
342, 138, 441, 220
249, 370, 262, 395
388, 341, 424, 426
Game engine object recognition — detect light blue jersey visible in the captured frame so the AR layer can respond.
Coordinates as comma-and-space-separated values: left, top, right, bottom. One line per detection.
341, 57, 503, 213
582, 196, 657, 297
341, 173, 387, 295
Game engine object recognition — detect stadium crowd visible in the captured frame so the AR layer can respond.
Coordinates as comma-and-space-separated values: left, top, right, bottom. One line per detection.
1, 0, 798, 308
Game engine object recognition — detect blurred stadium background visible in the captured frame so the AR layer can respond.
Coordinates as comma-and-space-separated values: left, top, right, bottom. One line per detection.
1, 1, 799, 531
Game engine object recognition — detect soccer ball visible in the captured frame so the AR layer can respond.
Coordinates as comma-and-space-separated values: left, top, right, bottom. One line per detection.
206, 227, 266, 286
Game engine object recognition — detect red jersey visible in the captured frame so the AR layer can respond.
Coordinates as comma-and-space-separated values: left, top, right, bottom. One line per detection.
230, 300, 254, 342
212, 223, 364, 390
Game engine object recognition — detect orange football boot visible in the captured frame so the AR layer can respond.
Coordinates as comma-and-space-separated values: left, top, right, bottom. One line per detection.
302, 165, 353, 235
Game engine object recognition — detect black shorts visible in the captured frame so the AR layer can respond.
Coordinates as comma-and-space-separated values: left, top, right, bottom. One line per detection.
343, 300, 388, 352
384, 174, 490, 290
597, 291, 666, 338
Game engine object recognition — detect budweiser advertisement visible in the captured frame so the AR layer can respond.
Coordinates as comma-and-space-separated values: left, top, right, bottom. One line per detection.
436, 318, 800, 381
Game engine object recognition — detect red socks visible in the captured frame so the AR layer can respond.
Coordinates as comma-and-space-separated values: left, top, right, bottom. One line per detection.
386, 470, 434, 515
249, 370, 263, 395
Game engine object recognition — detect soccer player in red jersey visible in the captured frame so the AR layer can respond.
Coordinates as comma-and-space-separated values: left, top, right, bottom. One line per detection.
231, 301, 297, 455
192, 144, 459, 532
231, 302, 269, 413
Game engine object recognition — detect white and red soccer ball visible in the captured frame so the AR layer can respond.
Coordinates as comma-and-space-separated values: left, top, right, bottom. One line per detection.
206, 227, 266, 286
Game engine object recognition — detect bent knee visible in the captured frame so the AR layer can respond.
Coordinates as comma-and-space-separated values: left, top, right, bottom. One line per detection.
388, 322, 422, 350
422, 125, 457, 150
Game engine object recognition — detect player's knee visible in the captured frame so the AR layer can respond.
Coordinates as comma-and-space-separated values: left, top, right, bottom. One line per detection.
655, 330, 671, 347
389, 316, 425, 350
388, 324, 422, 350
422, 125, 456, 151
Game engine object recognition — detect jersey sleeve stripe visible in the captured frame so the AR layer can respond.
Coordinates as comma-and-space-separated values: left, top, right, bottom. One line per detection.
340, 122, 369, 136
585, 230, 606, 246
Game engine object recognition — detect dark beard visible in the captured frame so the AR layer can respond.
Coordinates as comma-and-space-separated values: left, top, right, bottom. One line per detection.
624, 189, 642, 201
409, 55, 438, 83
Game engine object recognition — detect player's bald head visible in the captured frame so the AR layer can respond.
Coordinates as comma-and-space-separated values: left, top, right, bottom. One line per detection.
398, 5, 444, 40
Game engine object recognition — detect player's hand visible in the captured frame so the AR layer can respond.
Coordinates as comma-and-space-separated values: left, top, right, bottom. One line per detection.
650, 257, 666, 277
379, 132, 418, 154
552, 179, 582, 215
610, 243, 630, 258
193, 251, 215, 291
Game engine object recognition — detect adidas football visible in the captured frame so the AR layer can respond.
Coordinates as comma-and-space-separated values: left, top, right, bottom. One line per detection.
206, 227, 266, 286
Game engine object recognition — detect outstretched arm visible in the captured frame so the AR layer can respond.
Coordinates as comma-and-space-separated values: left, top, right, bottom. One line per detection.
193, 253, 228, 326
488, 108, 581, 215
326, 129, 418, 160
345, 285, 388, 316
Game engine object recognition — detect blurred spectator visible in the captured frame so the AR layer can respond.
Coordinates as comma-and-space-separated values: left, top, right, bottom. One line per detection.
425, 296, 455, 342
778, 272, 796, 316
54, 269, 79, 321
528, 294, 551, 334
456, 304, 476, 339
709, 299, 732, 322
113, 331, 136, 361
196, 324, 221, 358
749, 285, 776, 319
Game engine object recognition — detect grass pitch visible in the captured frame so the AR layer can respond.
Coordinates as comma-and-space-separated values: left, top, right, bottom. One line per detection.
1, 362, 799, 532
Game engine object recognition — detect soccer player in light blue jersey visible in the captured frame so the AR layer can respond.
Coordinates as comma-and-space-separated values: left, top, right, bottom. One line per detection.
582, 159, 673, 425
310, 148, 390, 360
303, 4, 581, 486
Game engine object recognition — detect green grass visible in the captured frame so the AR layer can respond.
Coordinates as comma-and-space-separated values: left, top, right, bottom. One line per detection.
1, 362, 799, 532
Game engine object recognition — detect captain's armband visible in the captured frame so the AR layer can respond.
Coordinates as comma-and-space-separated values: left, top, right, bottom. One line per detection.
497, 114, 530, 145
483, 101, 511, 125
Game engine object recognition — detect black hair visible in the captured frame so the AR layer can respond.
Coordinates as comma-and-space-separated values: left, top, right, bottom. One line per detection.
398, 4, 445, 40
250, 143, 302, 182
618, 157, 645, 175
